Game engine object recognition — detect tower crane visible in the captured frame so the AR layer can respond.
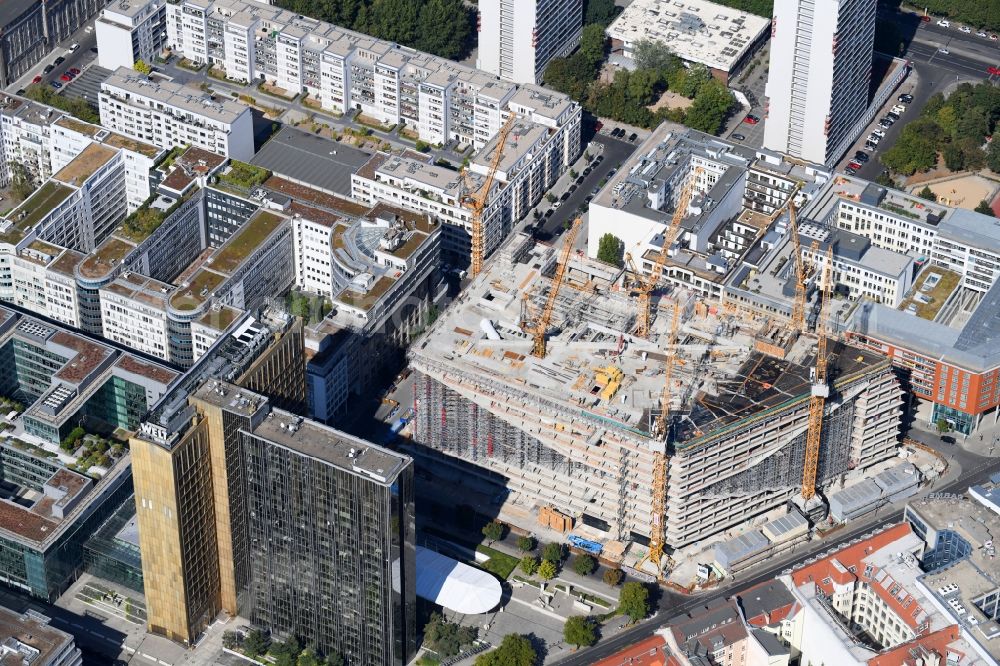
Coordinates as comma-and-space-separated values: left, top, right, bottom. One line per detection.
635, 168, 702, 338
461, 114, 518, 278
801, 245, 834, 501
638, 301, 680, 576
524, 218, 581, 358
787, 202, 809, 334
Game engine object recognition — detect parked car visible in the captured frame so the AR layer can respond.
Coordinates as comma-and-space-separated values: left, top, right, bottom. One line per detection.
941, 435, 956, 444
890, 104, 906, 115
68, 43, 80, 52
978, 31, 988, 38
848, 160, 862, 170
845, 166, 858, 175
31, 75, 42, 84
54, 56, 65, 65
50, 81, 62, 89
959, 25, 972, 33
743, 114, 760, 125
60, 73, 71, 82
938, 47, 950, 55
732, 133, 746, 141
43, 64, 54, 74
872, 129, 886, 138
898, 93, 913, 104
69, 67, 80, 75
15, 89, 24, 96
864, 141, 877, 151
936, 19, 950, 27
628, 132, 638, 142
867, 134, 882, 144
854, 151, 870, 163
992, 34, 999, 41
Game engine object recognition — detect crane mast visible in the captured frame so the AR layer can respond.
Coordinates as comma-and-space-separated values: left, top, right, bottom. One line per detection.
461, 114, 518, 278
528, 218, 581, 358
787, 202, 808, 333
639, 301, 680, 576
801, 245, 833, 501
635, 168, 702, 338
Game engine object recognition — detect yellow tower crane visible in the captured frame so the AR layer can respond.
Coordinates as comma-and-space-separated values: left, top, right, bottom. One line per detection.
801, 245, 834, 501
461, 114, 518, 278
787, 202, 809, 333
524, 218, 581, 358
638, 301, 681, 576
635, 168, 702, 338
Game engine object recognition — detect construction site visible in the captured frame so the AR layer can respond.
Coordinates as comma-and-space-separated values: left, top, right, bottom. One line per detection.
408, 195, 905, 574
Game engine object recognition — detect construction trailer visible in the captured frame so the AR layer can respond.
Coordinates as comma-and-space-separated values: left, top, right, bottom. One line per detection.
407, 236, 904, 548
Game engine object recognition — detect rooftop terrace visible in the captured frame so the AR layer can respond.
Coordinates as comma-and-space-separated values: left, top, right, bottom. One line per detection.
53, 143, 118, 188
78, 237, 136, 281
208, 209, 284, 274
169, 269, 226, 312
1, 182, 75, 245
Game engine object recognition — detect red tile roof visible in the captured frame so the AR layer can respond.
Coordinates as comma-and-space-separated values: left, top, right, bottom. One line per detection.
790, 523, 925, 631
594, 636, 672, 666
868, 625, 963, 666
50, 331, 111, 384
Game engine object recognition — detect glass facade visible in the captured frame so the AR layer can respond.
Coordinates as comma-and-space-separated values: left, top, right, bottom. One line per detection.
83, 494, 144, 593
83, 375, 149, 432
11, 339, 68, 402
240, 433, 416, 666
931, 403, 976, 436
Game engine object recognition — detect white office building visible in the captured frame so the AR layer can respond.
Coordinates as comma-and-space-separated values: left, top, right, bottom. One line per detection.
95, 0, 167, 71
477, 0, 583, 84
99, 67, 255, 160
762, 0, 876, 166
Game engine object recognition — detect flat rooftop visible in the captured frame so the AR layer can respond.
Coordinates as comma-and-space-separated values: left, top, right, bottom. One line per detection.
78, 237, 136, 281
103, 272, 173, 310
53, 142, 118, 188
0, 608, 75, 666
250, 126, 371, 196
159, 145, 227, 193
102, 67, 250, 124
169, 268, 226, 312
263, 175, 370, 217
1, 182, 75, 245
207, 209, 285, 274
607, 0, 771, 72
411, 233, 889, 445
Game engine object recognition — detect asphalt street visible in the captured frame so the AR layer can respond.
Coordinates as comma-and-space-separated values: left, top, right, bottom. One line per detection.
551, 448, 1000, 665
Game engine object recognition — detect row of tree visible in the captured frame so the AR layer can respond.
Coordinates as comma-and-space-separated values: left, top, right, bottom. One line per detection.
880, 82, 1000, 176
274, 0, 472, 60
906, 0, 1000, 31
545, 36, 736, 136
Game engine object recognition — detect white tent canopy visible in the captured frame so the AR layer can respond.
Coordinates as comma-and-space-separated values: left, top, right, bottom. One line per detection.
415, 546, 502, 615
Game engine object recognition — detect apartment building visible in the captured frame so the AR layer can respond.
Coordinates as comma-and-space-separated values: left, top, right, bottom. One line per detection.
100, 272, 174, 362
297, 202, 443, 423
157, 0, 580, 152
352, 111, 572, 263
763, 0, 877, 165
0, 608, 83, 666
96, 0, 168, 71
478, 0, 583, 84
131, 378, 416, 663
99, 68, 255, 160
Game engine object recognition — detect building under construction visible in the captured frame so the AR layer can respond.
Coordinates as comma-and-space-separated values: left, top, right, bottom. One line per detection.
408, 232, 904, 548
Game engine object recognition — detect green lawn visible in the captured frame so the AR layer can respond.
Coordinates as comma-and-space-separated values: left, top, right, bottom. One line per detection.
476, 545, 519, 580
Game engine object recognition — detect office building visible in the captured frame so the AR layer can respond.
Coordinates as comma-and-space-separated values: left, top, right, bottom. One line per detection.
762, 0, 877, 165
157, 0, 580, 153
131, 379, 416, 663
606, 0, 770, 83
96, 0, 168, 71
0, 608, 82, 666
99, 68, 255, 160
0, 0, 103, 88
478, 0, 583, 84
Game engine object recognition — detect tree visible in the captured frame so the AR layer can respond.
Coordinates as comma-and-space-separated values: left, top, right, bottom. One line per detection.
270, 637, 301, 666
542, 542, 565, 563
520, 555, 539, 575
684, 79, 734, 135
538, 559, 558, 580
572, 554, 596, 576
134, 59, 152, 74
222, 631, 239, 650
988, 140, 1000, 173
563, 616, 598, 647
324, 652, 344, 666
976, 199, 996, 217
297, 651, 321, 666
918, 185, 937, 202
423, 612, 478, 657
618, 582, 651, 623
603, 568, 624, 587
942, 143, 965, 171
580, 24, 608, 69
937, 418, 950, 433
9, 161, 35, 202
474, 634, 538, 666
583, 0, 620, 27
517, 535, 536, 552
633, 39, 680, 75
482, 520, 506, 544
414, 0, 472, 60
243, 629, 270, 659
596, 233, 625, 267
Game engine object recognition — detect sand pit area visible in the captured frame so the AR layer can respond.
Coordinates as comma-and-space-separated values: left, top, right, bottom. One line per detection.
909, 174, 1000, 210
